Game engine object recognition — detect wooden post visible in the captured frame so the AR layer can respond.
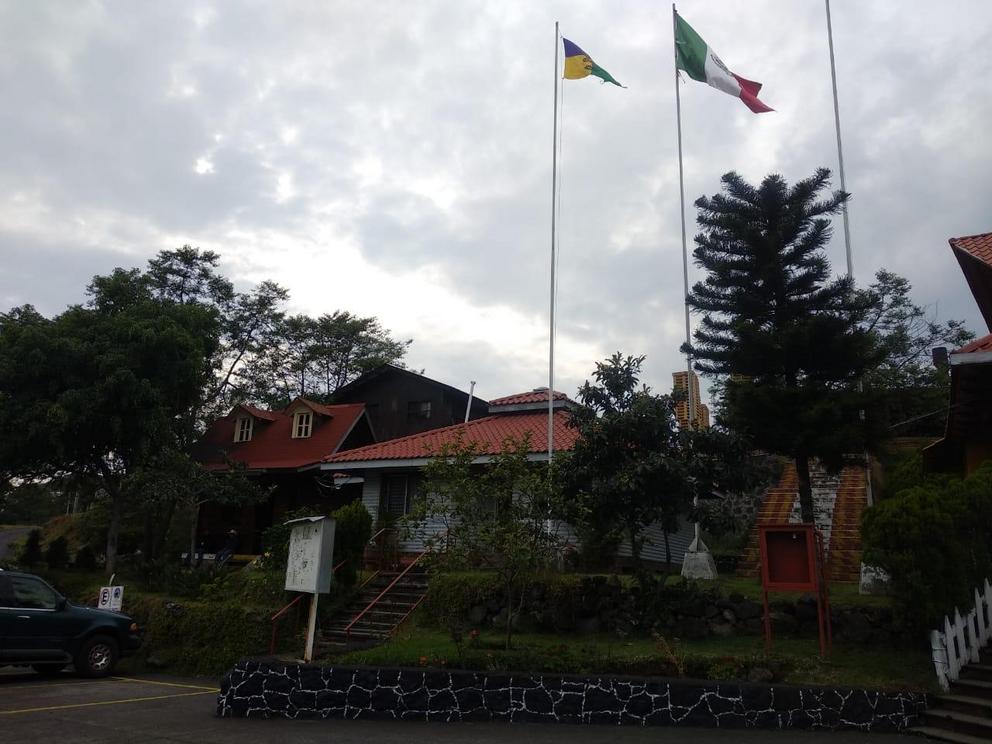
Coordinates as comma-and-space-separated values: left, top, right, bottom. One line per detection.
304, 592, 319, 663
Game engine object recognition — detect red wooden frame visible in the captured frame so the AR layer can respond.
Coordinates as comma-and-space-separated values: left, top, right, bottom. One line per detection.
758, 524, 832, 656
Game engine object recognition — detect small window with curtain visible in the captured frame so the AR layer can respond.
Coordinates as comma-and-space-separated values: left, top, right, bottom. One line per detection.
293, 411, 313, 438
381, 474, 421, 517
407, 400, 432, 421
234, 416, 253, 443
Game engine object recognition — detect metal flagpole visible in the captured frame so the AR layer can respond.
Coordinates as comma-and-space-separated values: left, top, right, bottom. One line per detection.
674, 5, 716, 579
825, 0, 853, 278
673, 5, 694, 429
548, 21, 560, 464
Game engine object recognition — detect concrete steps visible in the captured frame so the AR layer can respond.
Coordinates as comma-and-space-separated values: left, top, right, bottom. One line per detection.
738, 461, 867, 583
910, 658, 992, 742
319, 566, 428, 651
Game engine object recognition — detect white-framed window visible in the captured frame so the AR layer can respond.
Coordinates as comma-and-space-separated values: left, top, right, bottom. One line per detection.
234, 416, 253, 443
293, 411, 313, 438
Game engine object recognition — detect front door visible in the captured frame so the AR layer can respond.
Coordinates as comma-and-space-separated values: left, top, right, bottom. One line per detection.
0, 575, 69, 661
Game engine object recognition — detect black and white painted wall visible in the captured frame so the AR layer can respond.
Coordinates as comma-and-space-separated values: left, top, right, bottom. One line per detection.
217, 660, 927, 732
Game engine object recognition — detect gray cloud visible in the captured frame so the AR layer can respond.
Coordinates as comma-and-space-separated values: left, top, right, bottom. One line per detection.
1, 0, 990, 403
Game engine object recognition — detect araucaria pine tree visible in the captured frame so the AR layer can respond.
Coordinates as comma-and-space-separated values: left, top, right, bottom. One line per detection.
686, 168, 881, 524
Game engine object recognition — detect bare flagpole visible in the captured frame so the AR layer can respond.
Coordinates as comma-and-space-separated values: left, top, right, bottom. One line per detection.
673, 4, 694, 429
548, 21, 560, 463
825, 0, 853, 278
674, 5, 716, 579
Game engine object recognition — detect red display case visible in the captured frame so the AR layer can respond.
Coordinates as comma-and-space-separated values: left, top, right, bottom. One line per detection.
758, 524, 831, 656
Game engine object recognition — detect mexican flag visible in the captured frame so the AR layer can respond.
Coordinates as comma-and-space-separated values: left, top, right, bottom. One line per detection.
675, 13, 772, 114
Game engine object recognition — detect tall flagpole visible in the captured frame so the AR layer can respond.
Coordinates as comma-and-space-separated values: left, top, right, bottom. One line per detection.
548, 21, 560, 463
825, 0, 853, 278
673, 5, 694, 428
674, 5, 716, 580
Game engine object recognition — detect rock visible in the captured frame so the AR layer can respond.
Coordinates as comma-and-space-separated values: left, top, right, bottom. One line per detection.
747, 666, 775, 684
709, 622, 734, 637
576, 616, 601, 635
840, 611, 872, 643
728, 593, 745, 604
769, 611, 798, 635
721, 608, 737, 624
468, 605, 488, 625
734, 600, 762, 620
145, 656, 169, 669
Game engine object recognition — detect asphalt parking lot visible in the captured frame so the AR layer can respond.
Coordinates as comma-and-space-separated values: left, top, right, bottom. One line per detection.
0, 668, 902, 743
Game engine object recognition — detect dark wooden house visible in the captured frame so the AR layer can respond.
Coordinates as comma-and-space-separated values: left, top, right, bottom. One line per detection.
331, 364, 489, 441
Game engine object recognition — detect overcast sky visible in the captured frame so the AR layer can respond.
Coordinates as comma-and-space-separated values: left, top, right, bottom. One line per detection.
2, 1, 990, 404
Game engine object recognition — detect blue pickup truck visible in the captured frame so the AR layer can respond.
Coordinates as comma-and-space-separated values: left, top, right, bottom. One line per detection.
0, 569, 141, 677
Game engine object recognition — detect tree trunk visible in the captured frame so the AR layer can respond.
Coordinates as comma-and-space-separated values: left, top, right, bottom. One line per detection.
627, 523, 642, 571
663, 527, 672, 566
105, 489, 121, 576
189, 502, 201, 567
795, 452, 815, 525
504, 585, 514, 650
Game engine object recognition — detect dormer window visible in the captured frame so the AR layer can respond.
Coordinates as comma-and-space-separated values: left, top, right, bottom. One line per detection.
293, 411, 312, 438
234, 416, 253, 443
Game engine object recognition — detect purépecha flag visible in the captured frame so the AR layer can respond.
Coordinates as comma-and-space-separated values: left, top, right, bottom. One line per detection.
674, 13, 772, 113
562, 38, 625, 88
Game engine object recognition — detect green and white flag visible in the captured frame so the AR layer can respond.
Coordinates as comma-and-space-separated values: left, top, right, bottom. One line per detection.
675, 12, 772, 113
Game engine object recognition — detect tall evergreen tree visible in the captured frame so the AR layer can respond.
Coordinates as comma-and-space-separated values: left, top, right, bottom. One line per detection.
686, 168, 881, 523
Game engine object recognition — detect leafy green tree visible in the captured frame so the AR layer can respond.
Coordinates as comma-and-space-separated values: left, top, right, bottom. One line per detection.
686, 169, 882, 523
126, 450, 269, 565
857, 270, 973, 435
45, 535, 70, 569
0, 270, 219, 573
564, 353, 688, 569
18, 529, 43, 567
862, 462, 992, 631
411, 435, 567, 649
243, 311, 411, 408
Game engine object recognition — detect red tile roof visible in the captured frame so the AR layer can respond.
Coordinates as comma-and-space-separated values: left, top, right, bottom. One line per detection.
953, 332, 992, 355
489, 390, 570, 406
324, 410, 578, 463
237, 403, 278, 421
950, 232, 992, 267
193, 403, 367, 470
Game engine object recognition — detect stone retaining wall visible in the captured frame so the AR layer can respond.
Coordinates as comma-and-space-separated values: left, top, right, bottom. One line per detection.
217, 660, 927, 732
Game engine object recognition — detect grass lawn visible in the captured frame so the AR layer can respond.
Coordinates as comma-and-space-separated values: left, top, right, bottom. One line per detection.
688, 575, 892, 609
332, 620, 933, 693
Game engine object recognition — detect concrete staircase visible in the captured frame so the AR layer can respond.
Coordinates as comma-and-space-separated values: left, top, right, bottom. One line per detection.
738, 460, 867, 583
320, 565, 428, 651
911, 650, 992, 742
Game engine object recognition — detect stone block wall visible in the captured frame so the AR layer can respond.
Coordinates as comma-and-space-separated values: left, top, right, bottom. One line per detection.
217, 660, 927, 732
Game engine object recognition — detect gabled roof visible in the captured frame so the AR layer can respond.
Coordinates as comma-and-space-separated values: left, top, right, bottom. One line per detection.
331, 363, 489, 406
323, 408, 578, 465
235, 403, 278, 421
950, 232, 992, 330
489, 390, 569, 406
950, 232, 992, 266
193, 402, 368, 471
953, 333, 992, 356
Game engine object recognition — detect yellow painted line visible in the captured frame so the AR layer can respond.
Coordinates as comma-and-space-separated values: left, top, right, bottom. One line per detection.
0, 689, 216, 715
111, 676, 219, 692
0, 679, 106, 691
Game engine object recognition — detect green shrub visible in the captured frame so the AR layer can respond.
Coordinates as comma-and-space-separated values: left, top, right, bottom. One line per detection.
863, 462, 992, 633
331, 500, 372, 586
18, 529, 43, 567
259, 501, 371, 586
45, 535, 70, 569
74, 544, 98, 570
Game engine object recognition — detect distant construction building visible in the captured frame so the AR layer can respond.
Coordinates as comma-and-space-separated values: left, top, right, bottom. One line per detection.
672, 370, 710, 429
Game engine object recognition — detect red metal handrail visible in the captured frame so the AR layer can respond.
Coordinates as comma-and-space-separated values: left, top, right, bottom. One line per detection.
344, 547, 428, 644
268, 558, 348, 654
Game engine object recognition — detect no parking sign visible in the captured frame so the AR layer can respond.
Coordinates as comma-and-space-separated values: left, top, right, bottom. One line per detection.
98, 585, 124, 612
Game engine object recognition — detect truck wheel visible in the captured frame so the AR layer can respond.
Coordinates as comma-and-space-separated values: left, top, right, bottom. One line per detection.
75, 635, 119, 678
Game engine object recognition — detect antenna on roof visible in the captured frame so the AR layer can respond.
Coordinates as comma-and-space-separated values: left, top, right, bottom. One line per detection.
464, 381, 477, 423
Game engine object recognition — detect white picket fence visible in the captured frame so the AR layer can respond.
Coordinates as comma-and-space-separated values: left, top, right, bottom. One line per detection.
930, 578, 992, 692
